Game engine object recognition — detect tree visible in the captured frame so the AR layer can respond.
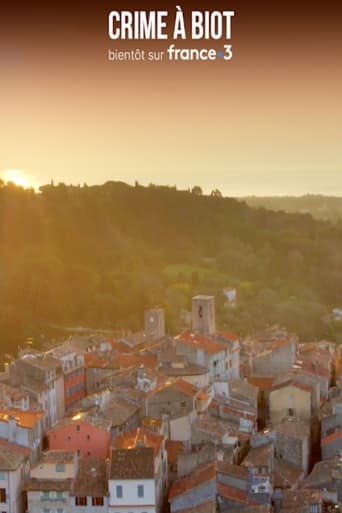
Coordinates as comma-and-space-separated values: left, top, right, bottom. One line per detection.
211, 189, 222, 198
191, 186, 203, 195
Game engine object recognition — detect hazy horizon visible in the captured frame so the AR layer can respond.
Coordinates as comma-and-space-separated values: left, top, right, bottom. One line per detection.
3, 174, 342, 199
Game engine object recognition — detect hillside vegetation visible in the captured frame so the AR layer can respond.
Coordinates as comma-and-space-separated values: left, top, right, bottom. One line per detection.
1, 181, 342, 355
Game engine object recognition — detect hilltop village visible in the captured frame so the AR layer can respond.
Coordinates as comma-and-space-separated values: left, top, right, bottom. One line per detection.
1, 295, 342, 513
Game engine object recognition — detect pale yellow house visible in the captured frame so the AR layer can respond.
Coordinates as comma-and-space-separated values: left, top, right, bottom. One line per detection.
269, 381, 312, 425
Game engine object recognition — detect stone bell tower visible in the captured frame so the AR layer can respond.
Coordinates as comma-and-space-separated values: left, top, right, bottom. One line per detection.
144, 308, 165, 340
192, 295, 216, 335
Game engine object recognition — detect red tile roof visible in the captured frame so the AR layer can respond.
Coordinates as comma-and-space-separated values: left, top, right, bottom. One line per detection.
0, 409, 44, 429
84, 351, 157, 370
176, 330, 227, 355
216, 462, 248, 479
110, 339, 132, 352
217, 483, 258, 505
111, 426, 163, 455
299, 362, 330, 378
169, 462, 216, 501
271, 380, 312, 394
273, 461, 303, 488
175, 500, 216, 513
216, 331, 239, 342
221, 405, 256, 422
321, 430, 342, 446
0, 438, 31, 456
173, 379, 200, 397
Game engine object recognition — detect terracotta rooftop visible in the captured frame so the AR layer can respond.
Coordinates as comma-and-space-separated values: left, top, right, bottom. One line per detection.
217, 483, 258, 505
211, 391, 257, 417
161, 362, 208, 377
173, 378, 200, 397
110, 447, 155, 479
149, 377, 201, 399
176, 499, 216, 513
281, 489, 323, 509
230, 507, 273, 513
273, 461, 304, 488
110, 339, 133, 352
216, 331, 239, 342
169, 462, 216, 501
176, 330, 227, 355
0, 408, 44, 429
242, 443, 273, 467
321, 430, 342, 446
275, 418, 310, 439
72, 457, 108, 497
111, 426, 163, 455
301, 459, 337, 489
37, 450, 76, 465
0, 438, 31, 456
271, 380, 312, 394
48, 412, 111, 432
101, 397, 139, 427
217, 462, 249, 480
229, 379, 259, 404
0, 447, 27, 471
192, 413, 237, 439
84, 351, 157, 371
26, 478, 73, 492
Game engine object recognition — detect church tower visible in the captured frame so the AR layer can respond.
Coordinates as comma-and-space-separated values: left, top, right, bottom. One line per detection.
144, 308, 165, 340
192, 295, 216, 335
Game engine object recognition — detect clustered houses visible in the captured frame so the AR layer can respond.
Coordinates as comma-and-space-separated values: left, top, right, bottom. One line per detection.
0, 299, 342, 513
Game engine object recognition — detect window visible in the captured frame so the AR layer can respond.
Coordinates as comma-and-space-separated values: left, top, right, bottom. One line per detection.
288, 408, 294, 416
0, 473, 5, 481
116, 485, 123, 498
43, 509, 51, 513
57, 509, 64, 513
87, 434, 91, 440
92, 497, 104, 506
75, 496, 87, 506
56, 464, 65, 472
56, 491, 64, 500
309, 505, 320, 513
76, 425, 80, 431
0, 488, 6, 502
41, 491, 49, 501
137, 485, 144, 498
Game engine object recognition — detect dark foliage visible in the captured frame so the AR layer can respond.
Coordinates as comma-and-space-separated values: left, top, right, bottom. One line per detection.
1, 181, 342, 357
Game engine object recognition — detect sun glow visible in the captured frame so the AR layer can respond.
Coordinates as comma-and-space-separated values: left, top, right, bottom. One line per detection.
2, 169, 37, 190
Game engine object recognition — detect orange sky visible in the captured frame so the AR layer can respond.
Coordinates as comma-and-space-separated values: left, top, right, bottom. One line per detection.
0, 0, 341, 195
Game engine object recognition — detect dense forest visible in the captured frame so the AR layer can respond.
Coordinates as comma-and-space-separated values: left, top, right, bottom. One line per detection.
243, 195, 342, 223
1, 180, 342, 357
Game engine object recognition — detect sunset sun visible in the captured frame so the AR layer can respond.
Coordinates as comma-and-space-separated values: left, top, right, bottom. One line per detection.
2, 169, 36, 189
